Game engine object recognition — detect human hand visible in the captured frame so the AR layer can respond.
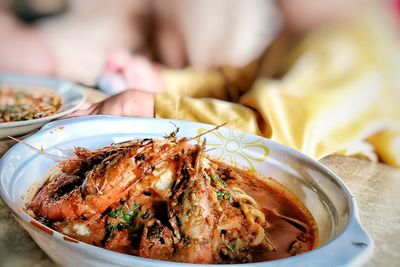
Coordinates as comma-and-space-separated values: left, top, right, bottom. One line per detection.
68, 89, 154, 118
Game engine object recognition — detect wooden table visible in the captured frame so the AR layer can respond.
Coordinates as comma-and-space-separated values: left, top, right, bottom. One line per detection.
0, 89, 399, 267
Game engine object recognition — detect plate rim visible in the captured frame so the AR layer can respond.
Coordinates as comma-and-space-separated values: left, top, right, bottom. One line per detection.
0, 73, 85, 129
0, 116, 374, 266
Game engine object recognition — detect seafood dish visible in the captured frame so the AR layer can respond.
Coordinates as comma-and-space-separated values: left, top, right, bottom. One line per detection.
0, 116, 373, 266
0, 88, 61, 123
27, 130, 317, 264
0, 74, 84, 139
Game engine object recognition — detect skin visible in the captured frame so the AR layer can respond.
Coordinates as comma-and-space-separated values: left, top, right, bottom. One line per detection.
69, 0, 369, 119
3, 0, 377, 120
0, 12, 53, 75
68, 89, 155, 118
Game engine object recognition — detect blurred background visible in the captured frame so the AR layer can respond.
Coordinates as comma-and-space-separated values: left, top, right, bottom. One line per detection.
0, 0, 399, 165
0, 0, 398, 86
1, 2, 400, 266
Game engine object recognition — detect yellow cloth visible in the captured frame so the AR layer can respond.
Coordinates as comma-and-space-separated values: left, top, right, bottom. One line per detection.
155, 16, 400, 167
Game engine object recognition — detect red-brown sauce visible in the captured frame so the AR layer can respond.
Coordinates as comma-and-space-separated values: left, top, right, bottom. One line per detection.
227, 167, 318, 261
28, 139, 318, 264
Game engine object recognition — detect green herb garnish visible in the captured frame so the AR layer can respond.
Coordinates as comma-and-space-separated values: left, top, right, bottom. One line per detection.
105, 203, 150, 239
108, 203, 150, 225
106, 222, 125, 237
217, 191, 232, 202
227, 241, 238, 253
211, 174, 227, 187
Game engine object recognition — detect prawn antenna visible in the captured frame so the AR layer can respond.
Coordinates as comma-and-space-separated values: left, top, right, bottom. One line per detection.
189, 122, 228, 141
7, 136, 69, 160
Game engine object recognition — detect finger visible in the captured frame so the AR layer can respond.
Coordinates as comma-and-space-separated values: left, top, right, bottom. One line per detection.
61, 101, 92, 119
65, 104, 97, 118
79, 102, 93, 110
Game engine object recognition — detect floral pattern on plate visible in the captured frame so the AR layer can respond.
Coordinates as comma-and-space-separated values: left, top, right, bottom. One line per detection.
197, 128, 270, 171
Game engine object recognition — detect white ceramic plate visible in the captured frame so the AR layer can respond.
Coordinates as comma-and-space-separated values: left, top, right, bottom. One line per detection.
0, 73, 85, 138
0, 116, 374, 267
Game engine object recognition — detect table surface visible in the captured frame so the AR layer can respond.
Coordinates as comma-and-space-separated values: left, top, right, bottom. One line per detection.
0, 89, 399, 267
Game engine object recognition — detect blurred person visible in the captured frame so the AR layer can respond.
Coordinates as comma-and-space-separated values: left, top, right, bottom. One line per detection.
1, 0, 399, 167
73, 0, 400, 168
0, 0, 279, 85
0, 0, 151, 83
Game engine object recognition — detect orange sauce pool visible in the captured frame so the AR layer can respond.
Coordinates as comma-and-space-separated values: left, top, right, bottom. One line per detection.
227, 166, 318, 261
